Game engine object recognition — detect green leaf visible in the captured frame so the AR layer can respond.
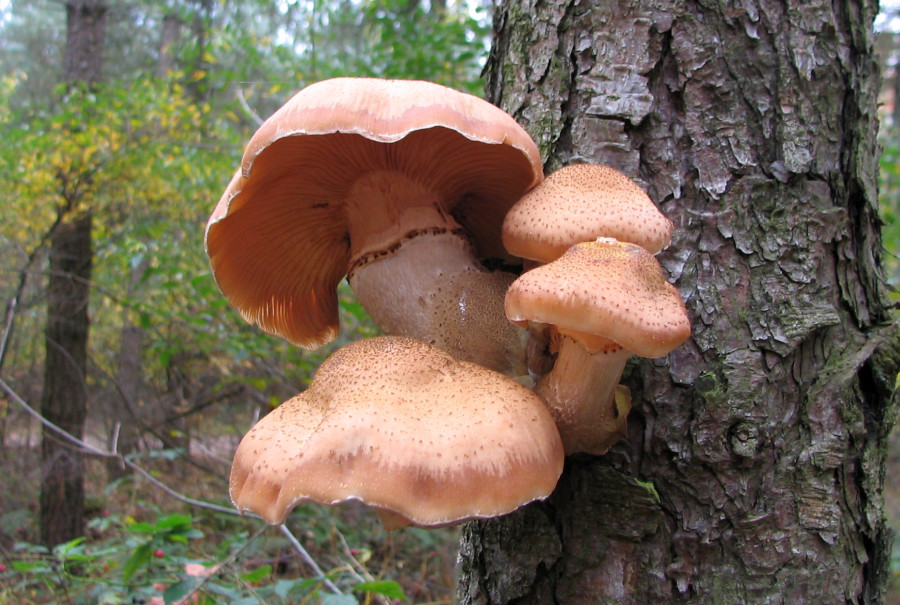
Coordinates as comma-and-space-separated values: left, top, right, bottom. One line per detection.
11, 560, 51, 573
163, 577, 205, 604
206, 582, 243, 599
273, 579, 298, 598
353, 580, 407, 599
240, 563, 272, 583
157, 513, 193, 529
129, 521, 159, 534
53, 536, 86, 556
123, 542, 152, 582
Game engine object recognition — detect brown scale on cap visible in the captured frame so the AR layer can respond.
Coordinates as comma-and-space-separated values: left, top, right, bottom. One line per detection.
502, 163, 674, 263
229, 336, 564, 528
505, 238, 690, 455
206, 78, 543, 376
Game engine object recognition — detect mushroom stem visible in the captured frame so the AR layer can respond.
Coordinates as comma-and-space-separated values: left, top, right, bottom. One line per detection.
340, 170, 528, 377
534, 333, 632, 455
349, 230, 528, 377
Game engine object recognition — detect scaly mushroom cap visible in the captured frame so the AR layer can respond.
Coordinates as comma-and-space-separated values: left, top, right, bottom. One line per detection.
502, 163, 674, 262
205, 78, 543, 349
229, 336, 564, 528
505, 238, 690, 357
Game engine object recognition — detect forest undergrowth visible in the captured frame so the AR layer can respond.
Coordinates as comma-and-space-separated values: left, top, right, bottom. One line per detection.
0, 409, 459, 605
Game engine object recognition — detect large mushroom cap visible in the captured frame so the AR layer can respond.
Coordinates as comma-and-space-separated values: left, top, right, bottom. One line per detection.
505, 238, 690, 358
229, 336, 564, 528
205, 78, 543, 349
502, 163, 674, 262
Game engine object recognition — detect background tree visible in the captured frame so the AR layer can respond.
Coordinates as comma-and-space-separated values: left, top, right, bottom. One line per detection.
459, 1, 900, 602
39, 0, 108, 549
0, 1, 491, 601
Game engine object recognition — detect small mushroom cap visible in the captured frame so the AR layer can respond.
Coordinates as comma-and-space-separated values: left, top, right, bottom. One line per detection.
205, 78, 543, 349
229, 336, 564, 528
502, 163, 674, 262
505, 238, 691, 358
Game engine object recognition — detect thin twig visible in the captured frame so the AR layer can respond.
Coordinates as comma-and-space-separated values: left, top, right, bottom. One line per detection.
180, 523, 269, 604
0, 212, 67, 374
335, 526, 373, 583
0, 375, 344, 594
279, 524, 342, 595
333, 526, 394, 605
1, 376, 100, 456
236, 86, 264, 126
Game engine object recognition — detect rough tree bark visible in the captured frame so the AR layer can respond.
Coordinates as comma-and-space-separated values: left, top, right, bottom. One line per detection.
40, 0, 106, 547
459, 1, 900, 602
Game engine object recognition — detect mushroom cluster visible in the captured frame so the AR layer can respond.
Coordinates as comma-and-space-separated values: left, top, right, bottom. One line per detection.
501, 164, 690, 455
209, 78, 690, 528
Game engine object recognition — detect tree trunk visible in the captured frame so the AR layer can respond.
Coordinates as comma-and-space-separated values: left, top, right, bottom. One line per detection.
459, 1, 900, 603
40, 214, 93, 547
186, 0, 213, 101
40, 0, 106, 548
105, 7, 184, 479
155, 13, 183, 80
105, 315, 146, 482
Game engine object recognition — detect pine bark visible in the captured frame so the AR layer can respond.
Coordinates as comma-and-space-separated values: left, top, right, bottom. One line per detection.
40, 0, 106, 548
459, 1, 900, 602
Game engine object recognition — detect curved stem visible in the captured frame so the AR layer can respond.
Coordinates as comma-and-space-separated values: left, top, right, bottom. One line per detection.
534, 334, 632, 455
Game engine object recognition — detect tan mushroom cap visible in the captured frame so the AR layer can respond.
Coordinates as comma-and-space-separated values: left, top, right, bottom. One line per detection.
502, 164, 674, 262
229, 336, 564, 528
505, 238, 690, 358
205, 78, 543, 349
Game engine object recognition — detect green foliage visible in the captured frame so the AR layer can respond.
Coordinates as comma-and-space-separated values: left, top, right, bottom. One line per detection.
0, 0, 488, 395
354, 579, 408, 599
880, 129, 900, 301
0, 1, 488, 603
1, 506, 423, 604
313, 0, 490, 95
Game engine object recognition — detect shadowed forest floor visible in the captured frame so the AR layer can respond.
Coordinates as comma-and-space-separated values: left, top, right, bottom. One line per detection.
2, 402, 900, 602
0, 410, 460, 604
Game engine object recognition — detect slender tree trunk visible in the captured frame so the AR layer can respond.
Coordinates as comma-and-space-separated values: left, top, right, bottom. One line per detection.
104, 258, 149, 482
459, 1, 900, 602
40, 213, 92, 547
155, 13, 183, 79
186, 0, 213, 101
40, 0, 106, 548
102, 7, 183, 475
